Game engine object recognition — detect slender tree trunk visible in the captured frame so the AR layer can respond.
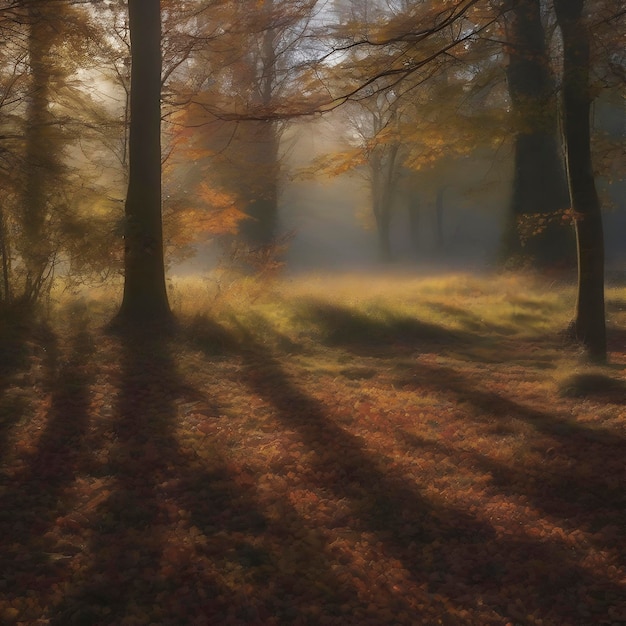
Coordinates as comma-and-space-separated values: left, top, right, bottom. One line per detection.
370, 140, 400, 263
0, 206, 10, 303
375, 207, 392, 263
370, 155, 393, 263
407, 195, 420, 257
554, 0, 606, 362
116, 0, 172, 326
23, 0, 56, 301
435, 186, 446, 250
502, 0, 573, 267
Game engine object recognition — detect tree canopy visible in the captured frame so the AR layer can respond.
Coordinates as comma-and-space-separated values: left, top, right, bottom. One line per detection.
0, 0, 623, 359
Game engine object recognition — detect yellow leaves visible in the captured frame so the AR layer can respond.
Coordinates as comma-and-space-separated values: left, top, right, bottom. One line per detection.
298, 148, 366, 180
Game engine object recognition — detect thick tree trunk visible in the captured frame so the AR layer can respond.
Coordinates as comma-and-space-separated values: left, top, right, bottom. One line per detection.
116, 0, 172, 326
554, 0, 606, 363
502, 0, 573, 267
240, 120, 280, 247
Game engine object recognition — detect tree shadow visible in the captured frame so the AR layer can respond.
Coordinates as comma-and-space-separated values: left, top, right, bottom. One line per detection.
0, 303, 50, 459
54, 321, 360, 624
50, 327, 213, 623
395, 362, 626, 545
0, 304, 93, 605
395, 429, 626, 621
227, 328, 506, 619
426, 302, 516, 335
5, 303, 621, 623
295, 300, 570, 368
227, 320, 624, 624
295, 299, 475, 357
558, 371, 626, 402
183, 316, 375, 621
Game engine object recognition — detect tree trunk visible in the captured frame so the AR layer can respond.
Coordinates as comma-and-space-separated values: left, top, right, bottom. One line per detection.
554, 0, 606, 363
370, 139, 400, 263
502, 0, 573, 267
240, 120, 280, 247
0, 206, 10, 303
407, 195, 420, 257
115, 0, 172, 326
375, 207, 392, 263
239, 1, 281, 249
370, 154, 393, 263
23, 0, 56, 301
435, 187, 446, 250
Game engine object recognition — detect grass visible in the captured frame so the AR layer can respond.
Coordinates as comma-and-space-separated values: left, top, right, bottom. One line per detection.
1, 270, 625, 625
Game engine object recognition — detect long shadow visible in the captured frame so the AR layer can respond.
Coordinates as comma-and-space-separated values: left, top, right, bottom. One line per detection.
228, 321, 625, 624
0, 305, 94, 612
427, 302, 516, 336
0, 303, 46, 460
296, 300, 565, 367
183, 317, 378, 622
395, 363, 626, 548
54, 322, 360, 624
229, 328, 499, 615
50, 327, 209, 624
296, 299, 475, 357
395, 430, 626, 621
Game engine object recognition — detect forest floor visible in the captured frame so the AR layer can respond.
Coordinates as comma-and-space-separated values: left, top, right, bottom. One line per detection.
1, 271, 625, 626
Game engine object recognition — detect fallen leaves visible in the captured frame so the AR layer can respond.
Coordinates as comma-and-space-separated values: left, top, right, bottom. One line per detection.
1, 275, 625, 625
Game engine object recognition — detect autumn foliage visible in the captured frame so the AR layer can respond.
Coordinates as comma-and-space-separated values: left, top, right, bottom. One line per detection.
1, 273, 625, 625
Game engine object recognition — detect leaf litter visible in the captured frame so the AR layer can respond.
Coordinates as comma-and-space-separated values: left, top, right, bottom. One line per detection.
0, 273, 625, 625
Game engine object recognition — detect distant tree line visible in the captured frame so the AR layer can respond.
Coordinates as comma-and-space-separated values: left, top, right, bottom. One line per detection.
0, 0, 623, 361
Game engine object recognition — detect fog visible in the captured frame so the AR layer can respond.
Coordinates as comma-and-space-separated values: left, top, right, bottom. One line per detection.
173, 115, 520, 278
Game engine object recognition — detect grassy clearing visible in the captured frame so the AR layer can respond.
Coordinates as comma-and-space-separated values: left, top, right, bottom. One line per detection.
1, 271, 625, 625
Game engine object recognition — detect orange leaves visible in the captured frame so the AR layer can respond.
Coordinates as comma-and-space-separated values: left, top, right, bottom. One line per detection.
188, 184, 247, 235
165, 182, 249, 249
516, 208, 575, 245
297, 148, 367, 180
0, 607, 20, 623
2, 276, 626, 625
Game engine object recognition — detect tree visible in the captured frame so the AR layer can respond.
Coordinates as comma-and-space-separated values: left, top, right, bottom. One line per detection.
553, 0, 607, 362
166, 0, 322, 265
0, 0, 101, 306
500, 0, 574, 267
0, 4, 28, 304
21, 0, 62, 301
114, 0, 172, 326
315, 90, 406, 262
299, 0, 509, 263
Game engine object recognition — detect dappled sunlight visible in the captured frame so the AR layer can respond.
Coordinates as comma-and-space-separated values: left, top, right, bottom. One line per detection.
2, 0, 623, 620
0, 272, 625, 624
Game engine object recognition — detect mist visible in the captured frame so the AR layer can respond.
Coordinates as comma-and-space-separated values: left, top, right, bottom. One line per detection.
1, 2, 625, 624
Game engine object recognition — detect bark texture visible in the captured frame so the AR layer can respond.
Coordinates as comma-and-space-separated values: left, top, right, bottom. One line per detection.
554, 0, 606, 362
117, 0, 172, 326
